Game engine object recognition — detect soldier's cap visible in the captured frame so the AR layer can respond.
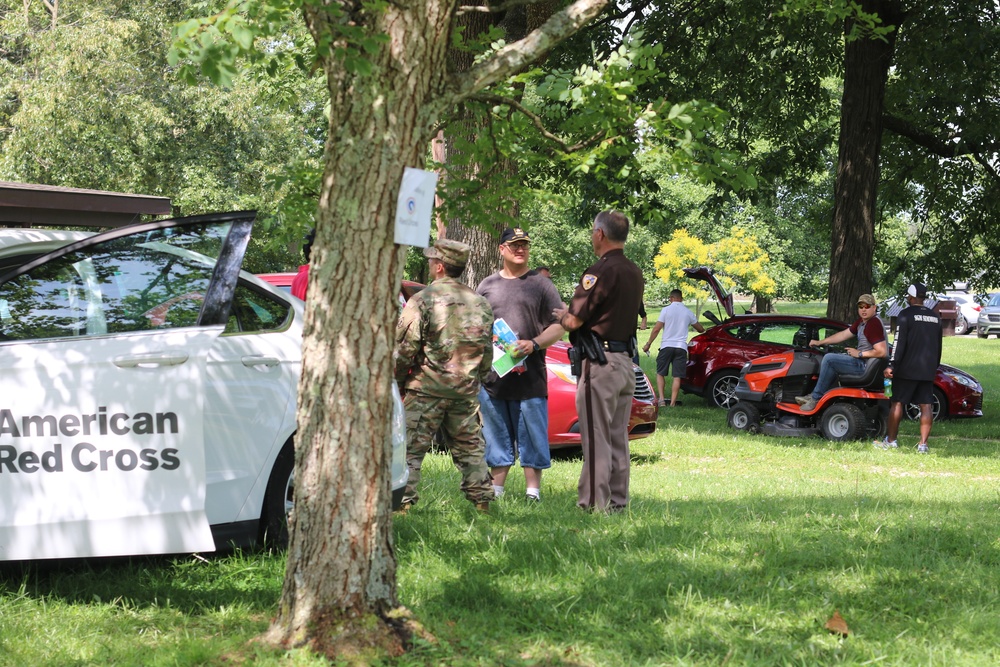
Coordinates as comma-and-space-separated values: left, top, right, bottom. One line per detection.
906, 282, 927, 299
499, 227, 530, 245
424, 238, 470, 267
857, 293, 876, 306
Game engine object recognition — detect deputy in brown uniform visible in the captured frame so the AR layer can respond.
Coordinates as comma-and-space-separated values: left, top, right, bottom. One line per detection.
554, 210, 643, 512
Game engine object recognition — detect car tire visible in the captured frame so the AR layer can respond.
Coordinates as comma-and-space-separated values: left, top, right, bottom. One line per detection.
904, 387, 947, 422
706, 370, 740, 409
954, 314, 969, 336
260, 439, 295, 548
819, 403, 865, 442
727, 402, 761, 433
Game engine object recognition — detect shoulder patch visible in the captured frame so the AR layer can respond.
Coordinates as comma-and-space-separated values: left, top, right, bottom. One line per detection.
581, 274, 598, 291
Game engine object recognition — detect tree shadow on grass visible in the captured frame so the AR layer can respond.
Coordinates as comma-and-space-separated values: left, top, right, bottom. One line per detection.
394, 489, 1000, 665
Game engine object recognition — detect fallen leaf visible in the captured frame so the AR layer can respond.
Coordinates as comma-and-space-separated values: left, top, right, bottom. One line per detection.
825, 610, 850, 637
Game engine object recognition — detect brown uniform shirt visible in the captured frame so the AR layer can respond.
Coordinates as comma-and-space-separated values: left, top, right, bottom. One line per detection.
568, 249, 643, 341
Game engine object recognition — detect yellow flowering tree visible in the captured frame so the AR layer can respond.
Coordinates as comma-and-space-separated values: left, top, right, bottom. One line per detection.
653, 228, 777, 311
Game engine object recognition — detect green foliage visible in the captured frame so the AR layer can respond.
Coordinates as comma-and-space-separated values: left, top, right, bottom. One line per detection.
432, 32, 758, 234
778, 0, 897, 41
0, 0, 323, 262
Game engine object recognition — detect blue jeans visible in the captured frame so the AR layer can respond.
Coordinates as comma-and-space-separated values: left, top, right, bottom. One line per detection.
478, 389, 551, 469
811, 353, 867, 399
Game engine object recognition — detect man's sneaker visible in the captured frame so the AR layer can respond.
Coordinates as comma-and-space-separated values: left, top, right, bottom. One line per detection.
917, 443, 929, 454
874, 437, 898, 450
795, 395, 811, 405
799, 397, 817, 411
525, 493, 541, 503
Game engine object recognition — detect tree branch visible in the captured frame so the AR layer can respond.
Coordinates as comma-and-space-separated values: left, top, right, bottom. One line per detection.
883, 113, 1000, 158
469, 92, 606, 153
448, 0, 610, 101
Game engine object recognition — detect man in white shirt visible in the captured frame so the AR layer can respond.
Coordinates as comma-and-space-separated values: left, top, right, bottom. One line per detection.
641, 289, 705, 407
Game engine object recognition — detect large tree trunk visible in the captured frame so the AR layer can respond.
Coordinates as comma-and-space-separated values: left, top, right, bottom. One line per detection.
436, 6, 526, 288
261, 0, 612, 660
260, 1, 456, 659
827, 0, 902, 322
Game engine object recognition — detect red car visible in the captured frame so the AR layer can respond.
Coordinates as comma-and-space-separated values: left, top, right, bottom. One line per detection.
258, 272, 425, 305
680, 266, 984, 421
258, 274, 657, 447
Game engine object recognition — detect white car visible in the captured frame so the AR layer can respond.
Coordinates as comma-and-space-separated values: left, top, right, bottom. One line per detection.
0, 212, 407, 561
942, 292, 982, 336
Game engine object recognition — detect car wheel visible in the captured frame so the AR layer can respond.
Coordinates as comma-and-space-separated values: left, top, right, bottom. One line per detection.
904, 388, 947, 422
260, 439, 295, 547
819, 403, 865, 442
706, 371, 740, 409
727, 402, 761, 433
977, 329, 988, 339
953, 314, 968, 336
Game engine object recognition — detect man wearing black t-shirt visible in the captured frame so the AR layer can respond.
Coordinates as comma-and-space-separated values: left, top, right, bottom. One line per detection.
477, 228, 565, 502
880, 282, 943, 454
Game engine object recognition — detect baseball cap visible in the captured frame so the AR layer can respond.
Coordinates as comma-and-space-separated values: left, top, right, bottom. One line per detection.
857, 294, 876, 306
423, 238, 470, 267
906, 282, 927, 298
499, 227, 530, 245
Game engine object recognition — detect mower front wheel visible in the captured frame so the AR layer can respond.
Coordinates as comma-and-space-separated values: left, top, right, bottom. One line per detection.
819, 403, 865, 442
727, 402, 761, 434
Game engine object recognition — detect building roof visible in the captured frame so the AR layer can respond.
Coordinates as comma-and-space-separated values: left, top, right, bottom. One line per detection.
0, 181, 172, 228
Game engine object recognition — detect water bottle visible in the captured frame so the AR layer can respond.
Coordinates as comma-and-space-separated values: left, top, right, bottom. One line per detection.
883, 378, 892, 397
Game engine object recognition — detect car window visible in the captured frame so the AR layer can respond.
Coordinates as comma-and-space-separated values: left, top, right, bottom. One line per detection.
989, 294, 1000, 307
755, 322, 805, 346
0, 223, 231, 340
225, 283, 291, 334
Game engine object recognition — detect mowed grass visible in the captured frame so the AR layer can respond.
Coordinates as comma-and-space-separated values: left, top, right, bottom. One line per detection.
2, 333, 1000, 666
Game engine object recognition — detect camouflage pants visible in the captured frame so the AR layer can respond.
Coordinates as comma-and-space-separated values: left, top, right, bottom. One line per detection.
402, 392, 494, 505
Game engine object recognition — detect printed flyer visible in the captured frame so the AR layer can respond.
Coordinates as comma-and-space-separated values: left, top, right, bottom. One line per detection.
491, 318, 525, 377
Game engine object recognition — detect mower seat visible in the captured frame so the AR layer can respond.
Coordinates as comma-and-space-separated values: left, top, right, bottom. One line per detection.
837, 356, 888, 391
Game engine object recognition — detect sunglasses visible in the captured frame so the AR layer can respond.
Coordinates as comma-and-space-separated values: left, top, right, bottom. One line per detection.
857, 303, 874, 308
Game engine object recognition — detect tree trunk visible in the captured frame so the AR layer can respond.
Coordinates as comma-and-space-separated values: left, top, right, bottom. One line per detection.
260, 2, 456, 659
260, 0, 612, 659
827, 0, 902, 322
435, 6, 527, 289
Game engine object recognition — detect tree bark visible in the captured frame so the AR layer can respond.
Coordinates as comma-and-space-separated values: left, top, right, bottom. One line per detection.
827, 0, 902, 322
261, 0, 611, 659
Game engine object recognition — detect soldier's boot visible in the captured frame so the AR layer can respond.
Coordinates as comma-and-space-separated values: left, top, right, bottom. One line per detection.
474, 501, 490, 514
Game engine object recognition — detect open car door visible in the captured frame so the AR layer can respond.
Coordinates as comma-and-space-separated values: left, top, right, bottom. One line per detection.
0, 212, 253, 560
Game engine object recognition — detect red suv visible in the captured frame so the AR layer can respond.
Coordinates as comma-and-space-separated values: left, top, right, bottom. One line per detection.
680, 267, 984, 421
257, 274, 658, 447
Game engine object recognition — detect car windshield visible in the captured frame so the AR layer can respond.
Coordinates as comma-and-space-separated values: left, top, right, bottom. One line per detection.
989, 294, 1000, 307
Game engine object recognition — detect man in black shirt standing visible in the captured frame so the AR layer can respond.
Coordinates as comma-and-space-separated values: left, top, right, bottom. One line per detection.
879, 282, 943, 454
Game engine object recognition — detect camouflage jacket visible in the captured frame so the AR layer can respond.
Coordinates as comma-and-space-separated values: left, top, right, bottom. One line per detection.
395, 276, 494, 398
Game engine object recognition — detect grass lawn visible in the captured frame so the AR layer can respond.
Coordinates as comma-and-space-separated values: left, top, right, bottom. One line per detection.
2, 334, 999, 666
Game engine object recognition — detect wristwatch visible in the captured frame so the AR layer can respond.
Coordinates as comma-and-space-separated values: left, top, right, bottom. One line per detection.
531, 340, 540, 353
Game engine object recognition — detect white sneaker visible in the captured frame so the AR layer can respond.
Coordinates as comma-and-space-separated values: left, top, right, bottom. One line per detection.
917, 443, 929, 454
874, 438, 898, 450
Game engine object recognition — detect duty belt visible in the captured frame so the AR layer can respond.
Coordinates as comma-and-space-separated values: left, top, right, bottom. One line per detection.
600, 339, 630, 353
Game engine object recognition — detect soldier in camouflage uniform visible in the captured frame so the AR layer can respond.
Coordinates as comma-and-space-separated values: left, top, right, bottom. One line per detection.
395, 239, 496, 511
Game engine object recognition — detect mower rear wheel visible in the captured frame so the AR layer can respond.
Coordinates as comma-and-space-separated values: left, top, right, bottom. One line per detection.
820, 403, 865, 442
727, 402, 761, 433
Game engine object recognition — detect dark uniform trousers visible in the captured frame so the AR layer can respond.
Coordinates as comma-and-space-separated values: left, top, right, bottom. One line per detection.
576, 352, 635, 510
